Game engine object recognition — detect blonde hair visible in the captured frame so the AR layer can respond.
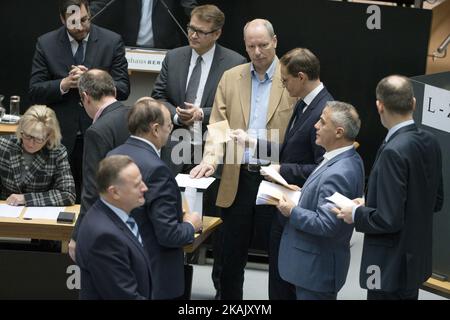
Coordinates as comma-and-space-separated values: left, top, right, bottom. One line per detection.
16, 105, 62, 149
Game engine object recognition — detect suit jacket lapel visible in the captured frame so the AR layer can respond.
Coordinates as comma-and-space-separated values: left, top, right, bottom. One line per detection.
201, 45, 223, 108
180, 48, 192, 103
21, 149, 48, 186
302, 148, 355, 191
266, 59, 284, 125
100, 201, 149, 259
58, 27, 76, 70
83, 25, 99, 68
238, 65, 252, 128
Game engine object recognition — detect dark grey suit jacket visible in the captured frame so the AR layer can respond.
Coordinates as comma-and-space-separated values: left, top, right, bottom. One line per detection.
72, 101, 131, 240
29, 24, 130, 154
151, 44, 247, 132
355, 124, 444, 292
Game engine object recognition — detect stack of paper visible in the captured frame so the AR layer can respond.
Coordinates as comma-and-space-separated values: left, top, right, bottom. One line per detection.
256, 180, 301, 206
175, 174, 215, 190
0, 204, 24, 218
23, 207, 64, 220
260, 166, 300, 191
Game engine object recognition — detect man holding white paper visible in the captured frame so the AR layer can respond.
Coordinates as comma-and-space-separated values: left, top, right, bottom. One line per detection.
276, 101, 364, 300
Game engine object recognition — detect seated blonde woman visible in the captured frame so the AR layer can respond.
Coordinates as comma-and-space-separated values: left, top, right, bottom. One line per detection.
0, 105, 75, 206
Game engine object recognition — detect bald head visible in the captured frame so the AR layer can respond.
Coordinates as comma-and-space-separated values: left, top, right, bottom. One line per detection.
243, 19, 275, 39
78, 69, 116, 101
376, 75, 414, 115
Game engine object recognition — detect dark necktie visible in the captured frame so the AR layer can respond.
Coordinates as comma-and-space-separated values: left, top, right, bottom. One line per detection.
185, 55, 203, 103
126, 216, 142, 245
73, 40, 85, 65
289, 99, 307, 133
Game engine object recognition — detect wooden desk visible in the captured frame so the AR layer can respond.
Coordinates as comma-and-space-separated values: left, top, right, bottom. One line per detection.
0, 202, 79, 253
423, 277, 450, 298
184, 216, 222, 253
0, 123, 17, 135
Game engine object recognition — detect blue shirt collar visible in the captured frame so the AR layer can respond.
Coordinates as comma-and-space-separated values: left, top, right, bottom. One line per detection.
385, 119, 414, 142
250, 58, 277, 82
100, 197, 129, 225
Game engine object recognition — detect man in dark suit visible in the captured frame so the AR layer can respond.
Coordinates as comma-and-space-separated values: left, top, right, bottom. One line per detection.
90, 0, 197, 49
76, 155, 151, 299
277, 101, 365, 300
152, 4, 246, 174
68, 69, 130, 262
108, 98, 202, 299
336, 75, 444, 300
231, 48, 333, 299
29, 0, 130, 200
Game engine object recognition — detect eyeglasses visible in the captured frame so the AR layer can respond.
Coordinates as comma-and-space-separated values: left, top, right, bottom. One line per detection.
187, 24, 219, 37
21, 131, 47, 144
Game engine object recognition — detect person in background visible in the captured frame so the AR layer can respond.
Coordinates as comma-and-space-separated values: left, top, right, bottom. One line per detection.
90, 0, 197, 49
29, 0, 130, 202
76, 155, 151, 299
0, 105, 75, 206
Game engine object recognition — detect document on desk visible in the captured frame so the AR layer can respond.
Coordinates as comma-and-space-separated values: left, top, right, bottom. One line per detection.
23, 207, 65, 220
256, 180, 301, 206
326, 192, 354, 209
0, 204, 24, 218
175, 174, 216, 190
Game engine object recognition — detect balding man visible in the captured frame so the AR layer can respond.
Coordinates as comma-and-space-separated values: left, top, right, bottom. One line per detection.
336, 75, 443, 300
190, 19, 295, 300
69, 69, 130, 262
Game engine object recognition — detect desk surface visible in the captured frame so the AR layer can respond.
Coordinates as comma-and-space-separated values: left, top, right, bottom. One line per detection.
0, 123, 17, 135
0, 201, 221, 253
423, 277, 450, 298
0, 203, 79, 241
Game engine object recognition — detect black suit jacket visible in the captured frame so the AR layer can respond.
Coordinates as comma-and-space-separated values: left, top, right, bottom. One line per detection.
257, 87, 333, 186
29, 24, 130, 154
90, 0, 197, 49
355, 124, 444, 292
76, 199, 152, 299
108, 137, 195, 299
72, 101, 131, 240
151, 44, 247, 131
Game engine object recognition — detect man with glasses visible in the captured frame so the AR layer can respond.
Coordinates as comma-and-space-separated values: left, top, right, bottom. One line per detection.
29, 0, 130, 202
190, 19, 295, 300
152, 4, 246, 175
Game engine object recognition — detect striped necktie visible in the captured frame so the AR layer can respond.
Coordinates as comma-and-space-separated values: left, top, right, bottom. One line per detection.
126, 216, 143, 245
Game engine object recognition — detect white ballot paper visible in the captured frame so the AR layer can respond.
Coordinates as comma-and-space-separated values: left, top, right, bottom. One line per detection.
256, 180, 301, 206
326, 192, 354, 209
176, 174, 215, 190
23, 207, 65, 221
260, 166, 299, 191
0, 204, 24, 218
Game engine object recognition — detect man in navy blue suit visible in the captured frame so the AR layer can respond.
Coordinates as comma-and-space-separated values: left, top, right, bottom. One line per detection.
76, 155, 151, 299
336, 75, 443, 300
276, 101, 365, 300
108, 98, 202, 299
231, 48, 333, 299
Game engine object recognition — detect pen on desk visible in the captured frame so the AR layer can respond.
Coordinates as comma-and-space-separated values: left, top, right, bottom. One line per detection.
23, 217, 32, 220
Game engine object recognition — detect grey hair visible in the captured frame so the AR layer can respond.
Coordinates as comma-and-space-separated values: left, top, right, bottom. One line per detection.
326, 101, 361, 140
243, 19, 275, 38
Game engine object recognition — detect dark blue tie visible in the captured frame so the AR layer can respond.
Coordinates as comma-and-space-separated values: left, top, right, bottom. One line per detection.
185, 55, 203, 103
289, 99, 307, 133
126, 216, 142, 245
73, 40, 85, 65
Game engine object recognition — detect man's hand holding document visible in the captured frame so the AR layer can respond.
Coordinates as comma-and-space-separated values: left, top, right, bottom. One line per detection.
256, 167, 301, 206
